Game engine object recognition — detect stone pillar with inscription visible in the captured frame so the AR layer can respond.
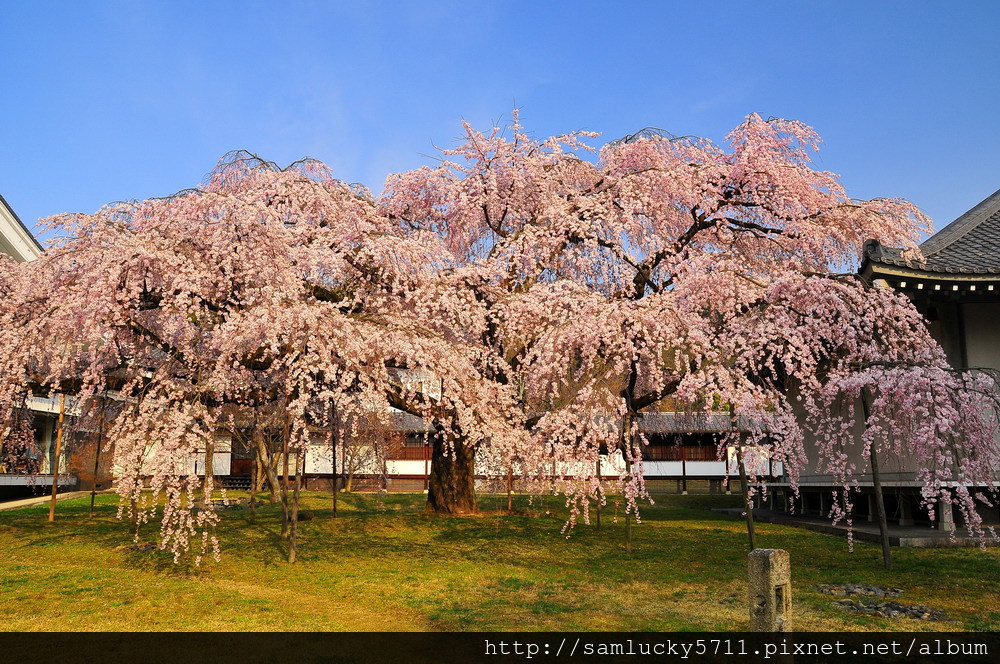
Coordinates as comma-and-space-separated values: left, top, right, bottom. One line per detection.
748, 548, 791, 632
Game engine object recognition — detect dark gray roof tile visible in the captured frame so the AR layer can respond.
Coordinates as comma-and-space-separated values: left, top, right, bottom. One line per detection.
865, 187, 1000, 276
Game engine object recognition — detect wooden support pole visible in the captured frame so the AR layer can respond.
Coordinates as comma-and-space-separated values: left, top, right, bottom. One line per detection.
281, 406, 291, 538
421, 381, 429, 493
736, 442, 757, 551
621, 413, 635, 554
681, 445, 688, 495
289, 447, 304, 563
89, 398, 105, 516
595, 457, 602, 529
869, 448, 892, 569
730, 403, 756, 550
506, 468, 513, 512
860, 390, 892, 569
201, 438, 214, 508
249, 421, 259, 524
331, 400, 338, 518
48, 395, 66, 522
424, 432, 429, 492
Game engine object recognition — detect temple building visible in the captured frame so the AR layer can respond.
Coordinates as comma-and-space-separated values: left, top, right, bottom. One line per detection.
0, 194, 42, 262
0, 195, 77, 498
863, 187, 1000, 372
778, 188, 1000, 530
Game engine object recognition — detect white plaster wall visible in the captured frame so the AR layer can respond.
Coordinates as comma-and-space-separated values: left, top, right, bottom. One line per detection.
385, 460, 427, 475
793, 388, 916, 485
306, 444, 335, 474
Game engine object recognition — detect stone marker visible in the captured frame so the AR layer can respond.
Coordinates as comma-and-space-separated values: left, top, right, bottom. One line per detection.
748, 548, 791, 632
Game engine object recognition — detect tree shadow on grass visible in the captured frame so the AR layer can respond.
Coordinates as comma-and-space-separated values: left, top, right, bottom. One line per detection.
115, 547, 209, 577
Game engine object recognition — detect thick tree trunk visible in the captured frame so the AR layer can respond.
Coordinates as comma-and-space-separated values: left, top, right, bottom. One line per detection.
426, 431, 477, 515
252, 456, 263, 494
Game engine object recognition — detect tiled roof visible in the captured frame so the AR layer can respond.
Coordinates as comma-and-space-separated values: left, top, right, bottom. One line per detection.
864, 187, 1000, 276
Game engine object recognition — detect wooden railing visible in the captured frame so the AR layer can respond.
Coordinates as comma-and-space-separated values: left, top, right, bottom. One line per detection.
391, 446, 432, 461
643, 445, 720, 462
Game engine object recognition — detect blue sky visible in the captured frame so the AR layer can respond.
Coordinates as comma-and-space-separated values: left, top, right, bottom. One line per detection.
2, 1, 999, 245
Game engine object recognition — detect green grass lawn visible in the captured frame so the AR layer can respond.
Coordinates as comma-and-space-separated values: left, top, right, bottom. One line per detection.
1, 491, 997, 632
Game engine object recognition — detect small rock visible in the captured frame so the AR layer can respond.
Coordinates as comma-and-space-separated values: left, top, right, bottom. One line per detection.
831, 597, 947, 621
814, 583, 902, 598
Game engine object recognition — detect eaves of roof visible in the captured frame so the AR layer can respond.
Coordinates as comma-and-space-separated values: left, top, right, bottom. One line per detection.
862, 187, 1000, 279
0, 192, 45, 253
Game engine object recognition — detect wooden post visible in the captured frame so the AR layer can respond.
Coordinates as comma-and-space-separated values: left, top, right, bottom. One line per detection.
860, 390, 892, 569
681, 446, 688, 495
249, 449, 258, 524
249, 423, 260, 525
424, 429, 430, 492
289, 447, 304, 563
444, 376, 448, 496
48, 394, 66, 522
730, 403, 756, 549
506, 468, 513, 512
201, 437, 214, 508
129, 494, 139, 536
89, 398, 105, 516
736, 442, 757, 551
280, 406, 291, 538
869, 448, 892, 569
331, 400, 338, 518
621, 414, 635, 554
421, 382, 429, 493
595, 456, 602, 529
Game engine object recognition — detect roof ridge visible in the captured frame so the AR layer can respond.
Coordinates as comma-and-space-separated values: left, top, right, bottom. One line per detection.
920, 187, 1000, 256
